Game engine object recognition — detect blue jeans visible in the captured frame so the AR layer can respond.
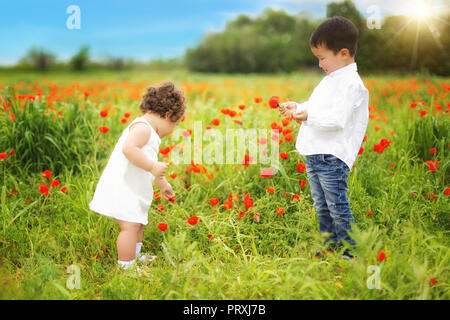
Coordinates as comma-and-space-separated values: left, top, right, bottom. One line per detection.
305, 154, 356, 250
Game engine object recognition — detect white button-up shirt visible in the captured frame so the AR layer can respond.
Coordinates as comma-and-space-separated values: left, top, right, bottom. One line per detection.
295, 62, 369, 170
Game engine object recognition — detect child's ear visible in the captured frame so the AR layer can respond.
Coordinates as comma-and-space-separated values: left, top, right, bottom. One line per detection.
339, 48, 350, 58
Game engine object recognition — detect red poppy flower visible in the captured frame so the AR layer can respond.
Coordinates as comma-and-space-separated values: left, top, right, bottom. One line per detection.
99, 126, 109, 134
280, 152, 289, 159
243, 197, 254, 209
159, 147, 171, 156
167, 196, 175, 203
100, 110, 108, 118
254, 97, 262, 103
50, 179, 60, 188
238, 105, 246, 110
425, 193, 436, 200
158, 223, 168, 231
276, 207, 285, 215
0, 153, 7, 159
420, 110, 427, 116
430, 277, 438, 286
425, 160, 439, 172
358, 147, 364, 155
265, 187, 275, 193
268, 96, 280, 109
270, 122, 281, 130
377, 251, 386, 262
300, 180, 307, 188
207, 234, 214, 240
157, 204, 165, 211
182, 130, 191, 137
366, 210, 373, 216
41, 170, 52, 178
258, 137, 268, 145
169, 173, 177, 179
241, 154, 253, 167
296, 163, 306, 172
209, 198, 219, 206
429, 148, 436, 154
260, 168, 275, 178
445, 187, 450, 196
223, 200, 233, 209
238, 210, 245, 219
211, 118, 220, 126
409, 102, 418, 109
154, 192, 161, 200
60, 186, 68, 193
187, 216, 198, 225
284, 133, 294, 142
9, 150, 15, 156
39, 185, 49, 196
228, 110, 237, 117
124, 112, 131, 118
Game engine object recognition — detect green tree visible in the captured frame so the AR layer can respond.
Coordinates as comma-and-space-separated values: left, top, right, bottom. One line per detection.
20, 47, 56, 71
70, 46, 90, 71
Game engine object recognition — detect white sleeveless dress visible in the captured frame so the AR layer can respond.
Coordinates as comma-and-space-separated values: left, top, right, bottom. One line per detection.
89, 117, 161, 225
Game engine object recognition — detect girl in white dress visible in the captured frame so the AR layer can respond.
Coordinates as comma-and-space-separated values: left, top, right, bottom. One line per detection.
89, 81, 186, 270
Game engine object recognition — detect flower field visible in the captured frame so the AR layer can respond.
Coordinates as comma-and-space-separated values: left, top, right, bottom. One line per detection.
0, 70, 449, 299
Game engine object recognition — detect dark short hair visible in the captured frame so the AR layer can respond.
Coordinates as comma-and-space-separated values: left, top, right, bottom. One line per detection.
139, 81, 186, 122
309, 16, 359, 57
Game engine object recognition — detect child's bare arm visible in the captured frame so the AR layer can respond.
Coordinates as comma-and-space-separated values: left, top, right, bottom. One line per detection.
122, 123, 168, 178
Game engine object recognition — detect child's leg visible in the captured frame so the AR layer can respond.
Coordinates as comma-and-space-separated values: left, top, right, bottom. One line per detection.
306, 155, 338, 248
135, 224, 144, 255
114, 219, 141, 261
318, 154, 356, 249
137, 224, 144, 243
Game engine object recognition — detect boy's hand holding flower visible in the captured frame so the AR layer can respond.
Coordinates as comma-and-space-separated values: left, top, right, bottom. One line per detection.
279, 102, 297, 117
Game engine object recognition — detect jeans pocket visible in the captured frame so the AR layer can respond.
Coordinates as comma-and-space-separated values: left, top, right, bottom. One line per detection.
323, 154, 340, 166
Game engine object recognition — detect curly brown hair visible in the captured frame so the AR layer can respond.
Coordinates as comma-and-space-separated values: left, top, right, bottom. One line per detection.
139, 81, 186, 122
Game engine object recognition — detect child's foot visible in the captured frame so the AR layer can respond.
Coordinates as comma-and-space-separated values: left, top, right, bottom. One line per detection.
137, 253, 157, 264
339, 250, 355, 261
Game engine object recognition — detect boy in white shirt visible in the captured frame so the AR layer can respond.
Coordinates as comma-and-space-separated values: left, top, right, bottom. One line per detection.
280, 16, 369, 260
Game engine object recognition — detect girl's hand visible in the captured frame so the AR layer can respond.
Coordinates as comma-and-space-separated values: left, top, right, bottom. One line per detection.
292, 110, 308, 123
155, 177, 175, 200
161, 183, 175, 201
279, 102, 296, 117
150, 161, 168, 179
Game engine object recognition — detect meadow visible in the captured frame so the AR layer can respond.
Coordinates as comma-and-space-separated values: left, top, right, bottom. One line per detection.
0, 70, 448, 300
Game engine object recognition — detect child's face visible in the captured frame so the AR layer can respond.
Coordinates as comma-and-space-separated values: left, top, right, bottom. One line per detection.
159, 116, 182, 138
311, 44, 352, 75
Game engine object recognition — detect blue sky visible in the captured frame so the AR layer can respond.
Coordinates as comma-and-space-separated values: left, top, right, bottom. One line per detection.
0, 0, 446, 65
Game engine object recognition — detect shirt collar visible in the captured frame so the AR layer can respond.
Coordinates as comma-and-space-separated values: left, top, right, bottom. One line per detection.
328, 62, 357, 78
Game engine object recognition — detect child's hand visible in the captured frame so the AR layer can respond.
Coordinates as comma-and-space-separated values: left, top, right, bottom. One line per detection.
292, 110, 308, 123
161, 183, 175, 201
279, 102, 296, 117
150, 161, 168, 179
155, 177, 175, 200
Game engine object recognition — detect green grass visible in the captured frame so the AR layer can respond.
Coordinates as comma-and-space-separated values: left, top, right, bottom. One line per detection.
0, 70, 449, 299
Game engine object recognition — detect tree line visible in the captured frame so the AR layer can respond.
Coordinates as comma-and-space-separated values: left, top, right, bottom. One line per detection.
185, 0, 449, 75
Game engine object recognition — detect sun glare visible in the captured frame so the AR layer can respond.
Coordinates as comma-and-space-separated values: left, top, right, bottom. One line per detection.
407, 0, 435, 20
